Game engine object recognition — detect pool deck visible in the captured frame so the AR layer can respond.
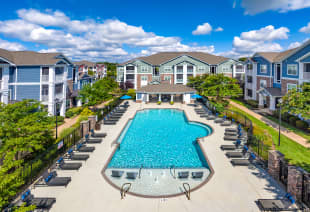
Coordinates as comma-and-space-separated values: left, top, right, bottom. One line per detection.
32, 101, 286, 212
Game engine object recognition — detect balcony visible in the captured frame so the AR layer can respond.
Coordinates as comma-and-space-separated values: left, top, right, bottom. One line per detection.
126, 70, 135, 74
304, 72, 310, 80
176, 79, 183, 83
41, 75, 49, 82
177, 69, 183, 73
41, 95, 48, 102
55, 74, 64, 83
55, 92, 63, 99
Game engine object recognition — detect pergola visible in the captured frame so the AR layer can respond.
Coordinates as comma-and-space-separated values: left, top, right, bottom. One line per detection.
136, 83, 196, 103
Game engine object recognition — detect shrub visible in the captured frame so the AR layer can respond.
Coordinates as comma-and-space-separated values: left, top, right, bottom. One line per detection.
170, 101, 174, 105
281, 112, 291, 122
289, 116, 299, 126
246, 100, 259, 108
80, 107, 95, 116
65, 107, 83, 118
295, 120, 309, 130
127, 89, 136, 99
157, 101, 161, 105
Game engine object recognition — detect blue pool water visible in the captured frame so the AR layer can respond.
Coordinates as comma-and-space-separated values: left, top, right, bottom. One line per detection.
108, 109, 212, 168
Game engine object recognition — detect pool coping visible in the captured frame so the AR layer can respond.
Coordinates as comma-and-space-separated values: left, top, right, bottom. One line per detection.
101, 107, 215, 199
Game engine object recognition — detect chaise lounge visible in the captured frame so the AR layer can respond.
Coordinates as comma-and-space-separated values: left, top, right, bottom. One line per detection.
18, 190, 56, 210
90, 129, 107, 138
38, 171, 71, 187
65, 149, 89, 161
231, 152, 256, 166
257, 198, 298, 211
220, 140, 242, 150
56, 157, 82, 170
75, 143, 95, 152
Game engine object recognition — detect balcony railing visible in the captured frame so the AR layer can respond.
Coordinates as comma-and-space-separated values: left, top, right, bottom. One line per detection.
55, 74, 64, 82
41, 95, 48, 102
41, 75, 49, 82
176, 79, 183, 83
304, 72, 310, 80
126, 70, 134, 74
177, 69, 183, 73
55, 92, 63, 99
152, 76, 161, 82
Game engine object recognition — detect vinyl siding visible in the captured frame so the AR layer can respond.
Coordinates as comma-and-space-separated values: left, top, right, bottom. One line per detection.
67, 66, 73, 79
253, 56, 271, 76
17, 66, 40, 82
135, 61, 152, 74
15, 85, 40, 101
9, 67, 16, 83
301, 55, 310, 63
218, 60, 235, 74
8, 85, 15, 100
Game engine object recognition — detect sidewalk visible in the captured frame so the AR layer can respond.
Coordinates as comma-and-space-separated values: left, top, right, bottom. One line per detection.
229, 100, 310, 148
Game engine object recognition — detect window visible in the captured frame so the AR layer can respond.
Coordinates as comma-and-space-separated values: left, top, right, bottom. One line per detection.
287, 64, 298, 75
187, 66, 193, 73
198, 66, 205, 72
177, 74, 183, 80
118, 67, 124, 72
0, 67, 2, 80
247, 89, 253, 97
305, 64, 310, 73
126, 66, 134, 71
137, 93, 142, 99
260, 80, 267, 88
287, 84, 297, 92
126, 74, 134, 80
141, 66, 148, 72
260, 64, 267, 73
164, 75, 171, 81
177, 66, 183, 73
55, 84, 63, 94
41, 85, 49, 95
164, 66, 171, 72
141, 75, 148, 81
247, 76, 253, 83
222, 65, 229, 72
247, 64, 253, 70
55, 67, 64, 75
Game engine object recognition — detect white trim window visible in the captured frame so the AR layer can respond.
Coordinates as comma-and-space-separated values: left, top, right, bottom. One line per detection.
247, 64, 253, 70
141, 66, 148, 72
287, 64, 298, 76
164, 75, 171, 81
287, 83, 297, 92
198, 66, 205, 72
141, 75, 148, 81
222, 65, 229, 72
164, 66, 171, 73
260, 80, 267, 88
260, 64, 267, 73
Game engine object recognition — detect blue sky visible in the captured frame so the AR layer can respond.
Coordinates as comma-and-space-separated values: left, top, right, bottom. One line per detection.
0, 0, 310, 62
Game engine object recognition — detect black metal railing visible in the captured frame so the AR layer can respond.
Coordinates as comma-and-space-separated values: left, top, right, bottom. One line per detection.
302, 173, 310, 207
279, 159, 288, 187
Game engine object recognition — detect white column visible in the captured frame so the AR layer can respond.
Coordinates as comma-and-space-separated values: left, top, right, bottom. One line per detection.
258, 94, 264, 107
233, 65, 236, 78
270, 97, 276, 111
193, 66, 196, 77
299, 62, 303, 85
60, 69, 68, 116
124, 66, 127, 83
159, 94, 161, 101
134, 66, 137, 89
48, 67, 55, 115
183, 64, 187, 85
2, 65, 9, 104
174, 66, 177, 85
146, 94, 149, 102
171, 94, 174, 102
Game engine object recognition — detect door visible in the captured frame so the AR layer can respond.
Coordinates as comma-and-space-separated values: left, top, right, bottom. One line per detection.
211, 66, 217, 74
141, 76, 148, 87
275, 64, 281, 83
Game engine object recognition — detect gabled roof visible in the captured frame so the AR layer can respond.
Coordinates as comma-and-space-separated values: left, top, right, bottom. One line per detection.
74, 60, 96, 67
119, 52, 229, 66
0, 48, 72, 65
136, 83, 196, 94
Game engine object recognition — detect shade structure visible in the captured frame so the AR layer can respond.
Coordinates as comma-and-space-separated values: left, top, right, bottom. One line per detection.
120, 95, 132, 100
191, 94, 202, 99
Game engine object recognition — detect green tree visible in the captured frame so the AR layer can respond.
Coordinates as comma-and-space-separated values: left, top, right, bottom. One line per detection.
200, 74, 242, 101
127, 89, 136, 99
187, 74, 209, 94
281, 83, 310, 119
0, 100, 54, 209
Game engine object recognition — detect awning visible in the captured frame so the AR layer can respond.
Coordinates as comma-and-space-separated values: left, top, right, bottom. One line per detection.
257, 87, 283, 97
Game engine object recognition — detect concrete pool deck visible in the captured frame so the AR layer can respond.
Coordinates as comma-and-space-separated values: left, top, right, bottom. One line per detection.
32, 101, 286, 212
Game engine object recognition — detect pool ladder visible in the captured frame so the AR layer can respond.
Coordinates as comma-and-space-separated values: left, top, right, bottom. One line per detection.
120, 183, 132, 199
170, 165, 176, 179
183, 183, 191, 200
138, 165, 143, 179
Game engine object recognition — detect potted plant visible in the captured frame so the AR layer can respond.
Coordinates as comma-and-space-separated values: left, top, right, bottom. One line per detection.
157, 101, 161, 105
170, 101, 174, 105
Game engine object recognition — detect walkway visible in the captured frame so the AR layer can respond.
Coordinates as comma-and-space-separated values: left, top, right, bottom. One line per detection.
229, 100, 310, 148
31, 101, 287, 212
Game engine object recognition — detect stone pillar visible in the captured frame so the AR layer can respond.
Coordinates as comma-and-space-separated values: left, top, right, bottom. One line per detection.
88, 115, 96, 131
268, 150, 284, 181
287, 166, 305, 201
80, 120, 90, 138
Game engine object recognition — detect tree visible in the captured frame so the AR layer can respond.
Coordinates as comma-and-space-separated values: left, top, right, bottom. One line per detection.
187, 74, 209, 94
281, 83, 310, 119
127, 89, 136, 99
200, 74, 242, 101
0, 100, 54, 209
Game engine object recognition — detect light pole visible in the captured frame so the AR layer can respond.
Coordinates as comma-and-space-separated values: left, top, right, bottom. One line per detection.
55, 98, 60, 139
278, 98, 282, 146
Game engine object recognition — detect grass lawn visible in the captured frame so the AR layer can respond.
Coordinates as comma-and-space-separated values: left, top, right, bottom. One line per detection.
265, 115, 310, 143
228, 104, 310, 172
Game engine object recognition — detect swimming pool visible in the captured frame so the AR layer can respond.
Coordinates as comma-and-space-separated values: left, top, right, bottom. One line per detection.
108, 109, 212, 168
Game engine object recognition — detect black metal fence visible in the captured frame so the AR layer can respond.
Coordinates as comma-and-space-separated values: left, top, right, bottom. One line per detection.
302, 174, 310, 207
279, 158, 289, 187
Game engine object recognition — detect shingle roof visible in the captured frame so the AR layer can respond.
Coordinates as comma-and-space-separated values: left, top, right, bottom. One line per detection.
74, 60, 96, 67
136, 83, 196, 94
0, 48, 71, 65
255, 47, 298, 63
119, 52, 229, 66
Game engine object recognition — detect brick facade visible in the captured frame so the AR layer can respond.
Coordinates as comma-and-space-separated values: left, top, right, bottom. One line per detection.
137, 74, 152, 89
281, 79, 298, 95
160, 74, 174, 84
256, 76, 272, 100
268, 150, 284, 181
287, 166, 305, 201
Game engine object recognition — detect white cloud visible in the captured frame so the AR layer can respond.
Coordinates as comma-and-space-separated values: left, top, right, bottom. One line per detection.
242, 0, 310, 14
215, 27, 224, 32
240, 25, 289, 41
300, 22, 310, 33
192, 23, 212, 35
0, 8, 216, 62
0, 38, 25, 51
218, 25, 289, 58
288, 41, 301, 49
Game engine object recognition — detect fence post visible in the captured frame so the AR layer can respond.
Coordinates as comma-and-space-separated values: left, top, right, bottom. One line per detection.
88, 115, 96, 131
80, 120, 90, 138
287, 166, 305, 201
268, 150, 284, 181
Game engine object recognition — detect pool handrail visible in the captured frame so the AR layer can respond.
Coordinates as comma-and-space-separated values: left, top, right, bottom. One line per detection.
183, 183, 191, 200
121, 183, 132, 199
